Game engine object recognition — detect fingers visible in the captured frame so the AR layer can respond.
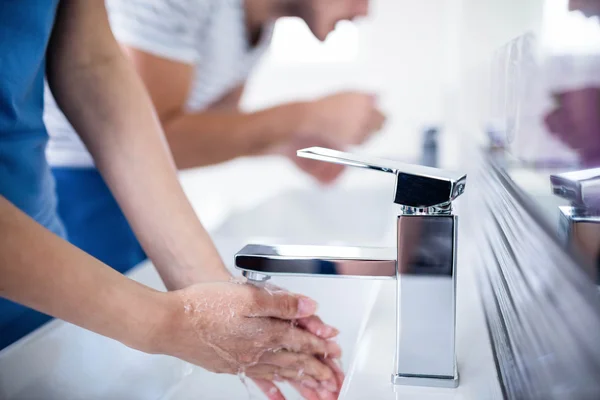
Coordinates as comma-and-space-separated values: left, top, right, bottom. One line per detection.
289, 381, 323, 400
353, 108, 385, 145
370, 109, 386, 132
246, 364, 325, 386
290, 381, 338, 400
277, 322, 342, 358
317, 164, 345, 185
252, 379, 286, 400
322, 357, 345, 392
249, 366, 338, 400
246, 286, 318, 319
299, 161, 345, 185
259, 351, 334, 382
296, 316, 339, 339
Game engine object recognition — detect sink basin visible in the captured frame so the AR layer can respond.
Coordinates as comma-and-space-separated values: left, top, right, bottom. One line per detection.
157, 187, 397, 399
0, 186, 397, 399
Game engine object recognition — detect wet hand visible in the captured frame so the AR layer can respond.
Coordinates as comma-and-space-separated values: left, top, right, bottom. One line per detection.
253, 314, 346, 400
148, 281, 343, 397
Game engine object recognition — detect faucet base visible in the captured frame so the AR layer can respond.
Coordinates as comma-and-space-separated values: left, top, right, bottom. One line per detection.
391, 373, 459, 388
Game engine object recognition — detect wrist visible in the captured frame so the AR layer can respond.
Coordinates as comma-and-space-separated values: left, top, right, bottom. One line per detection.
149, 230, 232, 290
287, 101, 319, 139
137, 289, 190, 357
118, 287, 173, 354
157, 261, 232, 291
138, 290, 197, 359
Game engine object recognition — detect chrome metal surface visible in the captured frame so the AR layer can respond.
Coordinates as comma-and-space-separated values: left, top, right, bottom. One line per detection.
400, 204, 453, 215
242, 271, 271, 282
235, 245, 396, 279
394, 215, 458, 386
557, 206, 600, 283
477, 154, 600, 399
392, 373, 458, 389
551, 168, 600, 209
552, 169, 600, 283
234, 148, 464, 389
298, 147, 466, 208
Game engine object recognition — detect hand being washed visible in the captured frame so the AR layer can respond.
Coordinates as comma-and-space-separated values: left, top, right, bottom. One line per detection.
147, 281, 344, 400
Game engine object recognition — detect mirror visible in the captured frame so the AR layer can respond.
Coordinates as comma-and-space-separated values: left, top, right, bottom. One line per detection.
483, 0, 600, 282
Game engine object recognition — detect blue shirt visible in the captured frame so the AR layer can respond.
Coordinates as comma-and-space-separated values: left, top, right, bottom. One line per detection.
0, 0, 63, 236
0, 0, 62, 350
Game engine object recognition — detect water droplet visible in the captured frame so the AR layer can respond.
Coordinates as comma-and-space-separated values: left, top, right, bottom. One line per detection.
181, 362, 194, 378
237, 368, 254, 399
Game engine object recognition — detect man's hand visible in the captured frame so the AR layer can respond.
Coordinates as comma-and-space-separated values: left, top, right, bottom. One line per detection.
147, 282, 343, 398
301, 91, 386, 147
277, 136, 347, 185
273, 91, 385, 185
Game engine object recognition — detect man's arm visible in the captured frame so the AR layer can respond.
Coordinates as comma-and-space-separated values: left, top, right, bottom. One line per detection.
122, 45, 308, 169
122, 46, 384, 170
46, 0, 229, 289
0, 196, 163, 351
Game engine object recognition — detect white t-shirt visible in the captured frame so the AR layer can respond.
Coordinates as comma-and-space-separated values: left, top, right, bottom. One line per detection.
45, 0, 273, 167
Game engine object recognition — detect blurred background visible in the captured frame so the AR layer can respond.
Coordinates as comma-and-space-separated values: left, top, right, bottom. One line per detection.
180, 0, 600, 231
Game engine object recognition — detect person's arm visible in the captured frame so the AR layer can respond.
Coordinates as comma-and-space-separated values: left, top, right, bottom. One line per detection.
0, 196, 163, 351
122, 46, 308, 169
0, 196, 342, 395
205, 84, 246, 112
122, 46, 385, 170
46, 0, 228, 289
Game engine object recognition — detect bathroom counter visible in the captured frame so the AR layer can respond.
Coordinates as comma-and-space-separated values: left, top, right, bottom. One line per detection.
0, 261, 381, 400
340, 227, 503, 399
0, 181, 501, 399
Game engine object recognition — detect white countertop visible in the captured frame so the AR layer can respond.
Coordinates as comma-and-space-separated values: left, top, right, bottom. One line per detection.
0, 183, 501, 399
341, 229, 503, 399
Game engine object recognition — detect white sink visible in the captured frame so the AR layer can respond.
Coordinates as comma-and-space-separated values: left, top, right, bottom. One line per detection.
0, 185, 501, 399
0, 186, 397, 400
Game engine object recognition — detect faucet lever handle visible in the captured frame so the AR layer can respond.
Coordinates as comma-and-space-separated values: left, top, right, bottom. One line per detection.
297, 147, 467, 208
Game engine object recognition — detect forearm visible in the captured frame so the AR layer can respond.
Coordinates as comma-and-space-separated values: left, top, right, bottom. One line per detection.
164, 102, 309, 169
46, 1, 229, 288
0, 197, 163, 351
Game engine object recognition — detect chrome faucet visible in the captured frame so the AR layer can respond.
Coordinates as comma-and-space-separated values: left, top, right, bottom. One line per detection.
235, 147, 466, 388
551, 168, 600, 284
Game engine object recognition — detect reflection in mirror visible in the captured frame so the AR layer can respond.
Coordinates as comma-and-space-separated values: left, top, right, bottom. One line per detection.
551, 168, 600, 282
488, 0, 600, 271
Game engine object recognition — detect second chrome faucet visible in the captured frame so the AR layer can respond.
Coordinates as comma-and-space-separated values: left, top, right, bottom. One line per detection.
235, 147, 466, 388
